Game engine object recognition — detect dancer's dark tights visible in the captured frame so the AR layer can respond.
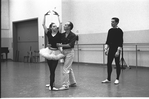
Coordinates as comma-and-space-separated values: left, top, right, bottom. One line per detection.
107, 48, 121, 81
47, 60, 58, 90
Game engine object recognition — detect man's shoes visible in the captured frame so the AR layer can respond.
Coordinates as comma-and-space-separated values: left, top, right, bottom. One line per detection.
59, 85, 69, 90
69, 83, 77, 87
102, 79, 111, 83
114, 79, 119, 85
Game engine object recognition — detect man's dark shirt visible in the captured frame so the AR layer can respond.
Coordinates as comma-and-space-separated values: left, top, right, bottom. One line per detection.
106, 28, 123, 48
61, 31, 77, 49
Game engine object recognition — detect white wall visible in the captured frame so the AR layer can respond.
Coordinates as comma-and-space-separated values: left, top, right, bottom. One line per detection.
2, 0, 9, 29
8, 0, 62, 61
2, 0, 149, 66
65, 0, 149, 34
1, 0, 12, 59
62, 0, 149, 67
73, 31, 149, 67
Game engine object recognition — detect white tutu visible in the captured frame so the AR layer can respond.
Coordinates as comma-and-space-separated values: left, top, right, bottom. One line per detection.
39, 47, 65, 60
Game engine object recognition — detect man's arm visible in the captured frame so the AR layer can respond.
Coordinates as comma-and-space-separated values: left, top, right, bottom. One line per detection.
117, 30, 123, 51
115, 30, 123, 57
57, 34, 77, 48
105, 30, 110, 55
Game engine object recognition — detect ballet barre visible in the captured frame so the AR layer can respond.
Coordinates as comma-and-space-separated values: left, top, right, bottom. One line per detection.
74, 43, 149, 68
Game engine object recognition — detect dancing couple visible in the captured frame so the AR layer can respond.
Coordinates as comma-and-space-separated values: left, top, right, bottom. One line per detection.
39, 10, 77, 91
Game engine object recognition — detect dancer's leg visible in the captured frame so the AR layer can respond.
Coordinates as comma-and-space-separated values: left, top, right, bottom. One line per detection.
47, 60, 58, 90
115, 55, 121, 80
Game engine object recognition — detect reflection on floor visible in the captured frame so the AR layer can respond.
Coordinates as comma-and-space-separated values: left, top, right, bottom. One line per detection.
1, 61, 149, 97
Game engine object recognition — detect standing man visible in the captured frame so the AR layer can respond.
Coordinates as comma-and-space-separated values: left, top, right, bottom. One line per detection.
57, 21, 77, 90
102, 17, 123, 84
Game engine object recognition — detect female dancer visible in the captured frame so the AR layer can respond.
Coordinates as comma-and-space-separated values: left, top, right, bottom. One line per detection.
39, 10, 64, 91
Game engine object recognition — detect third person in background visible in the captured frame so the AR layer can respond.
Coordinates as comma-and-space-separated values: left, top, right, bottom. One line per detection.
102, 17, 123, 85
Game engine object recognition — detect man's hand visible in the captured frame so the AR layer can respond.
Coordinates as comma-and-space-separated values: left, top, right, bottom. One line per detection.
115, 51, 120, 57
104, 44, 109, 55
57, 43, 62, 47
105, 48, 109, 56
115, 47, 122, 57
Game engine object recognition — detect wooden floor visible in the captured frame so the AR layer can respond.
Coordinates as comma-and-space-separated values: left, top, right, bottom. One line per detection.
1, 60, 149, 97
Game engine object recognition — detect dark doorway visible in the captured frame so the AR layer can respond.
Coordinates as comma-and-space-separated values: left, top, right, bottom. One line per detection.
13, 18, 38, 62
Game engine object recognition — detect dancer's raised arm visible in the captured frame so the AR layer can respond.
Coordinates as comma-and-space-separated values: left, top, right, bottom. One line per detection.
53, 10, 62, 33
42, 11, 50, 34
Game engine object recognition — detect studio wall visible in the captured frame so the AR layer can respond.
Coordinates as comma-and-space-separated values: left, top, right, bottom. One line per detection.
62, 0, 149, 67
63, 0, 149, 34
2, 0, 149, 66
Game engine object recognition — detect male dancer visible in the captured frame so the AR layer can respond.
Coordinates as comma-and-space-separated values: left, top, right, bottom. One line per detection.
102, 17, 123, 84
57, 21, 77, 90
